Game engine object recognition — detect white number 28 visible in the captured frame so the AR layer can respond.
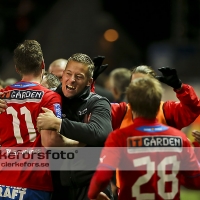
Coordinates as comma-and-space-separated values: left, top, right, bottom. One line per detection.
132, 155, 180, 200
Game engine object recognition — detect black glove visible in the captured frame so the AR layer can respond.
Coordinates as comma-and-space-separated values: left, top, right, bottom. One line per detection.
156, 67, 182, 89
92, 56, 108, 81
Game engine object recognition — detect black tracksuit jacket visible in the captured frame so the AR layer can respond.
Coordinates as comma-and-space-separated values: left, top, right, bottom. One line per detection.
51, 85, 113, 200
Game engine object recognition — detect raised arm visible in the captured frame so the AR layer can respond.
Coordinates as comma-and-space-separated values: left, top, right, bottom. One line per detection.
156, 67, 200, 129
163, 84, 200, 129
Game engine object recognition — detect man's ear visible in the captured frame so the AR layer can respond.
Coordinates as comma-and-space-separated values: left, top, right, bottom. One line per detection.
15, 65, 19, 74
41, 60, 45, 70
87, 78, 93, 86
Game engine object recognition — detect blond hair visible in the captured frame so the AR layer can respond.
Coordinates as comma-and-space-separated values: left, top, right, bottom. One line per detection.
131, 65, 156, 78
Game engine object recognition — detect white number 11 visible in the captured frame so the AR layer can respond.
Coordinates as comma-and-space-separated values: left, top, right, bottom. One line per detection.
7, 106, 36, 144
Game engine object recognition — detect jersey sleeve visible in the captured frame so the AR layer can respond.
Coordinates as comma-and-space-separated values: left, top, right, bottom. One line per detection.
163, 84, 200, 129
111, 102, 127, 130
88, 130, 122, 199
98, 130, 122, 170
88, 169, 114, 199
41, 91, 62, 118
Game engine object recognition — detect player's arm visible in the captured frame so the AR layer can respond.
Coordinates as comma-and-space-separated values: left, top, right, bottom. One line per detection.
163, 84, 200, 129
88, 167, 114, 200
88, 130, 121, 199
156, 67, 200, 129
111, 102, 127, 130
38, 97, 112, 146
38, 108, 85, 147
40, 129, 83, 147
38, 92, 85, 147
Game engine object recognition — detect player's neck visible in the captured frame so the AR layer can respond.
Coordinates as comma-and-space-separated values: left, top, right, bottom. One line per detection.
21, 74, 42, 84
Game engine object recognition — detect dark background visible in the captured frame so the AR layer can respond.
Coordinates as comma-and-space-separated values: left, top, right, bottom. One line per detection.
0, 0, 200, 81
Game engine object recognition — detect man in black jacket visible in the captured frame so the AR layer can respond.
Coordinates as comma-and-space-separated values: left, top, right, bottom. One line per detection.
37, 53, 113, 200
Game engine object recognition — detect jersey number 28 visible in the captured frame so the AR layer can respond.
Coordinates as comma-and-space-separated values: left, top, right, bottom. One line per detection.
132, 155, 180, 200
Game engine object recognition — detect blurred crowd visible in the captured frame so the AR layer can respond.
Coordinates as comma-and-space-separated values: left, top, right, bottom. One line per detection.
0, 77, 19, 90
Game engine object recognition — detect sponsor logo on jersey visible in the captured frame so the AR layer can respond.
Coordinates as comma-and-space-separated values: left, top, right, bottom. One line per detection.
0, 90, 44, 103
53, 103, 62, 118
11, 82, 38, 88
0, 185, 26, 199
127, 135, 182, 153
136, 125, 169, 132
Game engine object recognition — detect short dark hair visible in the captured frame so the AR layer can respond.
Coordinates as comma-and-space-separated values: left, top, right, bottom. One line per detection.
67, 53, 94, 79
14, 40, 43, 76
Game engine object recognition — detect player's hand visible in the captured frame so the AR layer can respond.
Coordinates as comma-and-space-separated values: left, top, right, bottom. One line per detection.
192, 130, 200, 144
0, 92, 7, 114
37, 107, 61, 132
156, 67, 182, 90
90, 192, 110, 200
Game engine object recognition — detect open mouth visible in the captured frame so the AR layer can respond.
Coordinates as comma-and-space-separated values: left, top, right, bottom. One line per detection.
66, 85, 76, 90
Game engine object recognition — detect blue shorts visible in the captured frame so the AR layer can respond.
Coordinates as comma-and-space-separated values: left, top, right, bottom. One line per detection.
0, 185, 51, 200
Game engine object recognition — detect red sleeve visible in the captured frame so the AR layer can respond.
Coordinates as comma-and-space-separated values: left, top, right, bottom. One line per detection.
163, 84, 200, 129
98, 130, 122, 169
88, 130, 122, 199
88, 168, 114, 199
111, 102, 127, 130
41, 91, 62, 118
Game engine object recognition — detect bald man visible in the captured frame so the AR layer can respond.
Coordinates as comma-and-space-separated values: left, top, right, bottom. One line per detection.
48, 58, 68, 81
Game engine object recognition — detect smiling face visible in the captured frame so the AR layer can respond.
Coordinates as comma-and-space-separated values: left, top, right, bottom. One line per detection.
61, 60, 93, 98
